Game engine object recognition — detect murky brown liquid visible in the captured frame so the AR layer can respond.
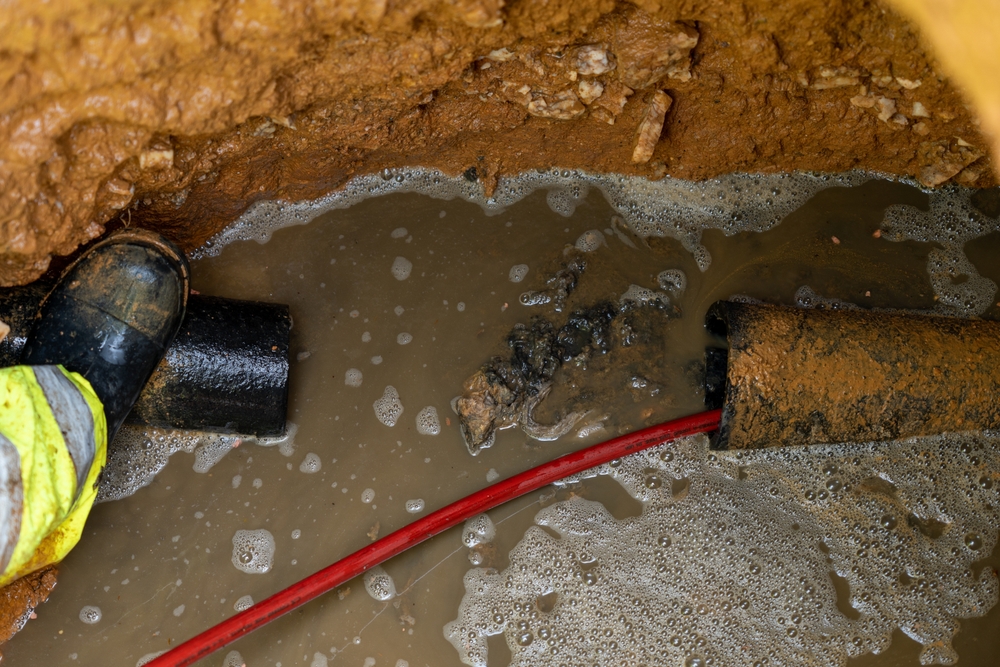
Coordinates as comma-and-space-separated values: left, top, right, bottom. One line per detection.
5, 181, 998, 666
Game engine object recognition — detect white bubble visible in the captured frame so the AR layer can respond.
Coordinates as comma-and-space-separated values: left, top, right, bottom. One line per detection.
192, 434, 239, 473
222, 650, 246, 667
231, 474, 242, 489
405, 499, 425, 513
373, 386, 404, 427
486, 468, 500, 482
291, 529, 301, 539
415, 406, 441, 435
233, 595, 254, 611
231, 529, 275, 574
508, 264, 529, 283
395, 661, 410, 667
391, 256, 413, 281
345, 368, 364, 387
371, 356, 383, 365
172, 604, 185, 617
657, 269, 687, 294
362, 488, 375, 504
620, 283, 670, 307
394, 305, 405, 316
397, 332, 413, 345
361, 331, 372, 342
252, 478, 263, 489
136, 652, 167, 666
299, 452, 322, 473
79, 605, 101, 624
574, 229, 606, 252
390, 227, 408, 239
462, 514, 496, 547
457, 302, 466, 312
363, 565, 397, 601
310, 652, 329, 667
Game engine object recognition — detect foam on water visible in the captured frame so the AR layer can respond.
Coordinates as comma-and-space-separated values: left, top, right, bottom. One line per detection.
194, 168, 999, 318
397, 332, 413, 345
364, 565, 397, 601
345, 368, 364, 387
78, 606, 101, 625
192, 434, 240, 473
222, 650, 246, 667
231, 529, 275, 574
462, 514, 497, 548
373, 386, 404, 427
416, 406, 441, 436
391, 256, 413, 281
136, 652, 167, 666
509, 264, 529, 283
574, 229, 606, 252
405, 499, 426, 513
446, 433, 1000, 667
233, 595, 254, 611
299, 452, 322, 473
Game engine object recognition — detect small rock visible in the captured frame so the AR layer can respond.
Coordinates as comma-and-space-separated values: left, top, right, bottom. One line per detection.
632, 91, 672, 164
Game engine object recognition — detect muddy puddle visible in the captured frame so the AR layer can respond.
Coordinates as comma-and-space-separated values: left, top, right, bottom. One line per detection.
4, 176, 1000, 666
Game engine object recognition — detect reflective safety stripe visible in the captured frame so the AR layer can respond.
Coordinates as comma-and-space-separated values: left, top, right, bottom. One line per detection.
32, 366, 96, 500
0, 365, 106, 586
0, 433, 23, 575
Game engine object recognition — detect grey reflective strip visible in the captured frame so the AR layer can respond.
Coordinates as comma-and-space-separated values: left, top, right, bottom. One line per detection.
33, 366, 96, 499
0, 433, 23, 575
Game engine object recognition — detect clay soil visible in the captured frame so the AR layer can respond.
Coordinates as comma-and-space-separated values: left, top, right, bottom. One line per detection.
0, 0, 994, 286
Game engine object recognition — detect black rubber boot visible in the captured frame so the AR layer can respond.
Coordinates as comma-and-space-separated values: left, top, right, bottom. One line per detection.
21, 229, 190, 440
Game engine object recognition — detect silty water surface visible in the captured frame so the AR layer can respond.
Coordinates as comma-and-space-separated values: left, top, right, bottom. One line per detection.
4, 172, 999, 666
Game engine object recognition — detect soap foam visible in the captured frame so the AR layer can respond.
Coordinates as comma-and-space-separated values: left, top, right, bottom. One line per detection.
509, 264, 530, 283
299, 452, 322, 473
462, 514, 496, 548
233, 595, 254, 611
446, 432, 999, 667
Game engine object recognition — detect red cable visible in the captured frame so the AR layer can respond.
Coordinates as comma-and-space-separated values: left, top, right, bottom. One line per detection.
148, 409, 722, 667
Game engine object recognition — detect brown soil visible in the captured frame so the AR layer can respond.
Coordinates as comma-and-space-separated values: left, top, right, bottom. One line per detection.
0, 0, 994, 287
0, 566, 56, 653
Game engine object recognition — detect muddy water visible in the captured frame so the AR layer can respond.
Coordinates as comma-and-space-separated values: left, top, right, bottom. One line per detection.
5, 180, 1000, 666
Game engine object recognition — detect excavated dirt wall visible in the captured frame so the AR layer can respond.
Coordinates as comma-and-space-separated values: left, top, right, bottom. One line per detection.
0, 0, 994, 286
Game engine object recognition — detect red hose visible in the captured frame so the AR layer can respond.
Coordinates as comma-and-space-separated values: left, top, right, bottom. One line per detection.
148, 409, 722, 667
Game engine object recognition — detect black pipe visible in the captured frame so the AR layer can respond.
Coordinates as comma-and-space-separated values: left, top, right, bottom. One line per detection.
0, 288, 290, 437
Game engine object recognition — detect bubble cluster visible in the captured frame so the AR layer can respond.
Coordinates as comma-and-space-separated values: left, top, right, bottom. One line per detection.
574, 229, 606, 252
345, 368, 364, 387
447, 432, 1000, 667
391, 227, 408, 239
192, 434, 240, 473
299, 452, 322, 473
397, 332, 413, 345
416, 406, 441, 435
364, 565, 397, 601
373, 386, 404, 427
196, 166, 998, 313
509, 264, 530, 283
231, 529, 275, 574
136, 652, 167, 666
222, 650, 246, 667
362, 488, 375, 504
657, 269, 687, 295
233, 595, 254, 611
619, 284, 670, 308
391, 256, 413, 281
462, 514, 496, 548
78, 605, 101, 625
405, 499, 426, 513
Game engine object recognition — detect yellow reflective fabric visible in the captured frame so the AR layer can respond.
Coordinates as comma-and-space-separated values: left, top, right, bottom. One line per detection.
0, 366, 106, 586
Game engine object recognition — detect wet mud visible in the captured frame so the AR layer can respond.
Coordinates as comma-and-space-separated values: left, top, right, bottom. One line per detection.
0, 0, 996, 285
3, 180, 999, 666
